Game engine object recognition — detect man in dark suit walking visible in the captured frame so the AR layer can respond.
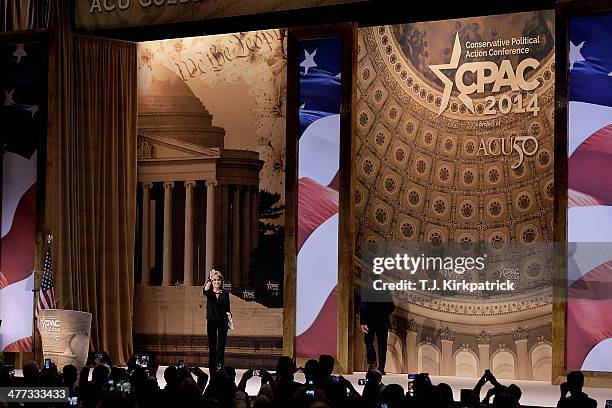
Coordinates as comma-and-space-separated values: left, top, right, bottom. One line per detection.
359, 288, 395, 375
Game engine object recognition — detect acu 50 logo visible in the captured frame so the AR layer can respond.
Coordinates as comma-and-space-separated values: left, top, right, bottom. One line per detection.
429, 33, 541, 117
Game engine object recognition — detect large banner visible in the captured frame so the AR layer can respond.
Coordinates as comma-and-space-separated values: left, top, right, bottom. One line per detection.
0, 42, 44, 352
567, 12, 612, 372
295, 38, 342, 358
135, 29, 286, 368
355, 11, 555, 379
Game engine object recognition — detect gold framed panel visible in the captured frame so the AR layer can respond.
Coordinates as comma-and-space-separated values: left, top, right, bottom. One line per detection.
284, 22, 357, 374
0, 29, 49, 366
553, 0, 612, 388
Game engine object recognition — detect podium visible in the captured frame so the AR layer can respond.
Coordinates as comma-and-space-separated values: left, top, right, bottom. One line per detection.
39, 309, 92, 370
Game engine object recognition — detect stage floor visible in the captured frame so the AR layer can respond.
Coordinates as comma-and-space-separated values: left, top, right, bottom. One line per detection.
15, 367, 611, 407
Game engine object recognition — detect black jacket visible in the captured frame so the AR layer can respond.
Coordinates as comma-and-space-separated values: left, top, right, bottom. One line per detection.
203, 288, 231, 322
359, 300, 395, 327
359, 285, 395, 327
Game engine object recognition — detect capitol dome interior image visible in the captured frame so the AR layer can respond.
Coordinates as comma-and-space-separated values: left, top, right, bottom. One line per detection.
1, 1, 611, 407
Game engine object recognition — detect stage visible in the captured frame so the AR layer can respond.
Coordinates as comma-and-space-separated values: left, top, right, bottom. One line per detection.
15, 367, 610, 407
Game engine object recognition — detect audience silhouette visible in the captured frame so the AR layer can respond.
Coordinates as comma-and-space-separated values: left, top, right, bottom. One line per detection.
557, 370, 597, 408
0, 355, 599, 407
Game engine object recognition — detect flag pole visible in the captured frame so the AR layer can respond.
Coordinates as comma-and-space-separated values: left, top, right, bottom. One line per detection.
33, 234, 53, 361
32, 287, 39, 359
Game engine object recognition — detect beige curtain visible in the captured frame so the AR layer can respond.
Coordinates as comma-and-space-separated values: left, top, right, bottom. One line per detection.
46, 1, 137, 366
1, 0, 50, 31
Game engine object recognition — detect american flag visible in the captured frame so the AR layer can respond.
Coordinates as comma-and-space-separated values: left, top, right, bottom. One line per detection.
295, 38, 342, 357
567, 12, 612, 371
35, 236, 56, 328
0, 41, 43, 352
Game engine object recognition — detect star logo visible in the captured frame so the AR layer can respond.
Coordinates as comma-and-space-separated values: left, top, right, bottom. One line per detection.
428, 32, 466, 115
4, 89, 14, 106
569, 41, 586, 70
28, 105, 39, 117
300, 48, 317, 75
12, 44, 27, 64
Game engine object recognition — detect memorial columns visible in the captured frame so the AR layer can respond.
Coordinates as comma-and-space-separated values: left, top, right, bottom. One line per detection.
205, 180, 217, 274
231, 186, 241, 286
141, 182, 153, 285
440, 327, 455, 376
476, 331, 491, 373
513, 327, 531, 380
162, 181, 174, 286
183, 180, 196, 285
241, 187, 251, 286
250, 187, 259, 251
406, 319, 418, 374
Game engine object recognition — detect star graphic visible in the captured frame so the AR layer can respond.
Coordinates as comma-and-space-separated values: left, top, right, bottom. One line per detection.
335, 72, 341, 79
300, 48, 317, 75
4, 89, 14, 105
300, 102, 305, 110
12, 44, 27, 64
569, 41, 586, 70
28, 105, 39, 117
608, 71, 612, 77
428, 32, 465, 115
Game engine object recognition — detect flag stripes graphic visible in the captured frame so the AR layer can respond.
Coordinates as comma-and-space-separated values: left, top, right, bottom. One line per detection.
567, 12, 612, 372
295, 38, 342, 357
0, 41, 43, 352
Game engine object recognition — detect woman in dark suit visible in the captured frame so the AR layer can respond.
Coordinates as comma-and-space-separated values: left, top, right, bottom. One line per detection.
203, 269, 231, 371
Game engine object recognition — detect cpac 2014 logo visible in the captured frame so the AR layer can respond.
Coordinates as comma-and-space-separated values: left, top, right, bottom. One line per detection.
429, 33, 541, 117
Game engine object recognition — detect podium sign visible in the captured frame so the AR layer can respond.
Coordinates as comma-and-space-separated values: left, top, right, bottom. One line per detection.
39, 309, 92, 370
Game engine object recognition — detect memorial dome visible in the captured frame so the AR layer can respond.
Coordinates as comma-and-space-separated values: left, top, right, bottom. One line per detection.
138, 63, 226, 148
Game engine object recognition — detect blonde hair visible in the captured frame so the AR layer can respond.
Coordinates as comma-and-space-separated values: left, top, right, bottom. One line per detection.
211, 270, 224, 285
